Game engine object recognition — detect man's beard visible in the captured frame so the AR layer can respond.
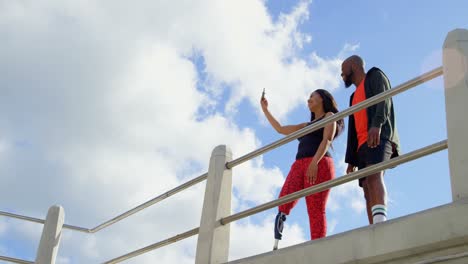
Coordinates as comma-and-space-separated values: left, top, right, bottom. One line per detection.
344, 71, 353, 88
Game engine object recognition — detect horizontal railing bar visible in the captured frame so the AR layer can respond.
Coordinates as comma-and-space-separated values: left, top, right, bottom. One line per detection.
63, 223, 91, 233
0, 211, 90, 232
103, 227, 200, 264
0, 173, 208, 233
0, 255, 34, 264
220, 140, 448, 225
90, 173, 208, 233
0, 211, 45, 225
226, 66, 443, 169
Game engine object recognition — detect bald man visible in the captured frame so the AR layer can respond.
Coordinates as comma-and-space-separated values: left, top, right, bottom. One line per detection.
341, 55, 400, 224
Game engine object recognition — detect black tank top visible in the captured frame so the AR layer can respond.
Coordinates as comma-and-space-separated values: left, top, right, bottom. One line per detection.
296, 116, 331, 160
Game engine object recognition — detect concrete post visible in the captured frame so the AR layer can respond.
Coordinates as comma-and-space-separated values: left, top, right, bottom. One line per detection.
443, 28, 468, 201
35, 205, 65, 264
195, 145, 232, 264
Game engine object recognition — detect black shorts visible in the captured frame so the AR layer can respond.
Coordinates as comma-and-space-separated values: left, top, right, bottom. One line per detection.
356, 139, 397, 187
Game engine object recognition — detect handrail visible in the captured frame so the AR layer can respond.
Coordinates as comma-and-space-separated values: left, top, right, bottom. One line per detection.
0, 256, 33, 264
89, 173, 208, 233
103, 227, 200, 264
226, 66, 443, 169
0, 211, 89, 233
102, 140, 447, 264
0, 172, 208, 233
220, 140, 448, 225
0, 66, 446, 264
0, 67, 443, 233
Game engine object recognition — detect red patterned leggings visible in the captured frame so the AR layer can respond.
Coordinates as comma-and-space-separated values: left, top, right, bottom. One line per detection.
278, 156, 335, 240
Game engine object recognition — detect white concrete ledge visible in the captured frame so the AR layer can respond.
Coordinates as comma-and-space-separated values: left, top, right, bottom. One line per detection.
227, 199, 468, 264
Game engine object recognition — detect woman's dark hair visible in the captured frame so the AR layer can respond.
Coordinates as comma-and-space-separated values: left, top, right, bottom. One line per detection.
310, 89, 344, 139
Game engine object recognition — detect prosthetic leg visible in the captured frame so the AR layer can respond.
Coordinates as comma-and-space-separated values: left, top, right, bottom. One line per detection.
273, 212, 287, 250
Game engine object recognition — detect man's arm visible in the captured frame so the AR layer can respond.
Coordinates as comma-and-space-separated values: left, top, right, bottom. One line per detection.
368, 70, 391, 148
345, 94, 358, 166
369, 71, 391, 128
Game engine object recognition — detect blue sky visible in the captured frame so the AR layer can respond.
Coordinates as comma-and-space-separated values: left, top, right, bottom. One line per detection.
0, 0, 467, 263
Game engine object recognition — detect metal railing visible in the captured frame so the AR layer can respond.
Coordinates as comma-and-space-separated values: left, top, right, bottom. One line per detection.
0, 256, 33, 264
0, 173, 209, 234
103, 141, 448, 264
220, 140, 447, 225
103, 227, 200, 264
0, 65, 446, 264
99, 66, 446, 263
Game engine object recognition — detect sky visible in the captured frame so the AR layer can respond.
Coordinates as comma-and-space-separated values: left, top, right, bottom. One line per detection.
1, 0, 467, 263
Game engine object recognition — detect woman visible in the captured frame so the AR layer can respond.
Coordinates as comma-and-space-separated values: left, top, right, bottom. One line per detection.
261, 89, 344, 249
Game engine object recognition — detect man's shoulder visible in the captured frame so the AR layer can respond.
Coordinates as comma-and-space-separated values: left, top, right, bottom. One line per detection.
366, 67, 385, 77
366, 67, 390, 84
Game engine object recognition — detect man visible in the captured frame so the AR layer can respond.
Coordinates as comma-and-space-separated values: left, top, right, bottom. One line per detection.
341, 55, 400, 224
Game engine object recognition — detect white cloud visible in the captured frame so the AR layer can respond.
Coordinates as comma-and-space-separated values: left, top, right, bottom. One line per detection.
233, 158, 284, 206
328, 181, 366, 214
420, 49, 444, 90
57, 256, 72, 264
0, 0, 350, 263
327, 156, 366, 214
338, 43, 361, 59
327, 218, 338, 235
229, 215, 306, 261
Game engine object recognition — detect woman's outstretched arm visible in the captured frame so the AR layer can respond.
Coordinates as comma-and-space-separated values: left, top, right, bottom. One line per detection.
261, 97, 307, 135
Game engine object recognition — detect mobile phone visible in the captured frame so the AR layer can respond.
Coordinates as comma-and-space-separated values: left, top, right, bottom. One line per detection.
261, 88, 265, 99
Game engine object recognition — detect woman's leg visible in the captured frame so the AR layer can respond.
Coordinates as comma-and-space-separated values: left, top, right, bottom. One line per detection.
278, 160, 306, 214
304, 157, 335, 240
274, 160, 307, 246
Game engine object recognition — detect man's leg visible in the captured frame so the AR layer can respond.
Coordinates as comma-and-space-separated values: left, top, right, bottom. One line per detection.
362, 179, 373, 224
366, 171, 387, 223
362, 139, 392, 224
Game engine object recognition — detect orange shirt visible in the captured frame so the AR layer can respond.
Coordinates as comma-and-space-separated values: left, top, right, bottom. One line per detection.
352, 78, 368, 148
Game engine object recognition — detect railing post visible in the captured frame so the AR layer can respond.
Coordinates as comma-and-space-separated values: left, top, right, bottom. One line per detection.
195, 145, 232, 264
443, 28, 468, 201
35, 205, 65, 264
